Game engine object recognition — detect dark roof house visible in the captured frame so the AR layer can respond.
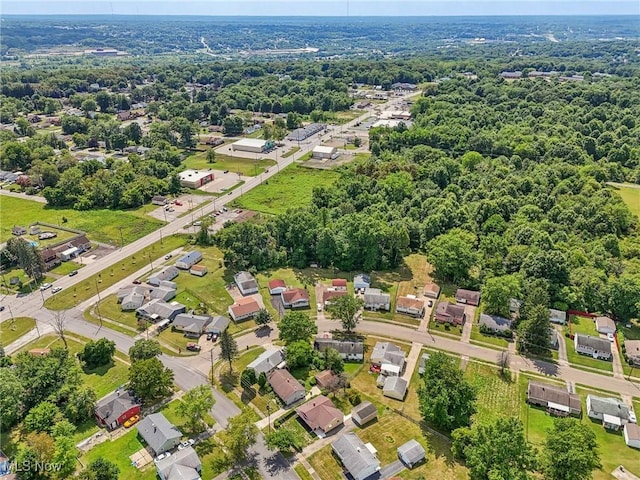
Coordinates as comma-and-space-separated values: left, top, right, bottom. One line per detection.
455, 288, 480, 306
435, 302, 466, 325
527, 381, 581, 417
268, 369, 306, 406
94, 390, 141, 430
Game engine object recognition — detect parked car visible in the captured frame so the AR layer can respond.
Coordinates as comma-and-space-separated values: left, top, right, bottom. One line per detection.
186, 343, 201, 352
40, 283, 52, 291
68, 270, 78, 277
193, 221, 202, 227
165, 254, 173, 260
178, 439, 195, 450
154, 452, 171, 463
0, 306, 4, 312
206, 332, 214, 341
427, 300, 433, 307
175, 201, 183, 206
52, 286, 62, 294
222, 207, 228, 212
123, 415, 140, 428
607, 333, 615, 342
133, 280, 142, 285
317, 303, 323, 312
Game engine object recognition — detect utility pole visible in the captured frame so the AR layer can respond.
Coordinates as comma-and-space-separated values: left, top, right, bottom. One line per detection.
266, 403, 271, 433
94, 278, 103, 333
118, 226, 124, 249
210, 348, 214, 386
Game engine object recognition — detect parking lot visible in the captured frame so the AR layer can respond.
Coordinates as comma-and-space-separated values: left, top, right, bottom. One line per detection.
147, 195, 211, 222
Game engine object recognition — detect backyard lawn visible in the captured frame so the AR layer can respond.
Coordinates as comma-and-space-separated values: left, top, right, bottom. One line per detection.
45, 235, 189, 310
233, 164, 339, 215
568, 316, 599, 336
182, 150, 275, 176
81, 429, 155, 480
0, 317, 36, 346
308, 445, 343, 480
464, 362, 520, 425
0, 195, 163, 245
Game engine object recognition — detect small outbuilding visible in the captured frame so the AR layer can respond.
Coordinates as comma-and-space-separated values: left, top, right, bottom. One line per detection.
189, 264, 208, 276
351, 401, 377, 427
234, 271, 258, 295
423, 282, 440, 299
268, 279, 287, 295
397, 439, 426, 468
624, 423, 640, 449
353, 273, 371, 292
595, 316, 616, 335
455, 288, 480, 306
383, 376, 408, 401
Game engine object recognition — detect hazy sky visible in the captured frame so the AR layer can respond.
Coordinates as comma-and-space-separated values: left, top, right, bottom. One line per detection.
2, 0, 638, 16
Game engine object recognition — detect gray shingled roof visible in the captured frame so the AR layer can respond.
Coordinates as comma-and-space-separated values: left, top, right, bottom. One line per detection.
94, 390, 139, 425
588, 395, 630, 420
173, 314, 212, 333
397, 439, 426, 465
247, 348, 285, 375
137, 413, 182, 454
383, 376, 408, 397
234, 271, 258, 291
479, 314, 512, 332
314, 338, 364, 356
575, 334, 611, 354
352, 401, 377, 422
205, 316, 230, 333
156, 446, 201, 480
370, 342, 405, 366
332, 432, 380, 478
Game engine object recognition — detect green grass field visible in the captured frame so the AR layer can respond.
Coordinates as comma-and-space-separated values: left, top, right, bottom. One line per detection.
182, 151, 275, 177
81, 429, 155, 480
0, 196, 163, 245
464, 362, 520, 425
469, 324, 510, 349
613, 184, 640, 218
0, 317, 36, 346
45, 235, 188, 310
568, 316, 599, 336
233, 164, 339, 215
48, 261, 85, 276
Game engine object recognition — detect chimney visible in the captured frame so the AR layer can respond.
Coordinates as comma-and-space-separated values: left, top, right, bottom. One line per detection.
153, 424, 157, 433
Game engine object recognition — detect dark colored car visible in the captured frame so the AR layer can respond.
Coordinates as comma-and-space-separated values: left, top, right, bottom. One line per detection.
133, 280, 142, 285
186, 343, 201, 352
68, 270, 78, 277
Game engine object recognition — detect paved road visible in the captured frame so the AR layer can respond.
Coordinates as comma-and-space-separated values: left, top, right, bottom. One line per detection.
0, 188, 48, 203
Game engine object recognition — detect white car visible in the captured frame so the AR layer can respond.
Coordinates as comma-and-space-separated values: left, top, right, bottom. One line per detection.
52, 286, 62, 294
193, 221, 202, 227
40, 283, 52, 291
629, 411, 637, 423
154, 452, 171, 463
607, 333, 615, 342
178, 439, 195, 450
317, 303, 323, 312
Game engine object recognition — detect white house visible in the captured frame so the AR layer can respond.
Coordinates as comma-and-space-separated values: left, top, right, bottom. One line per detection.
234, 271, 258, 295
175, 251, 203, 270
281, 288, 310, 309
314, 338, 364, 362
549, 309, 567, 325
574, 334, 612, 360
331, 433, 380, 480
268, 279, 287, 295
595, 316, 616, 335
228, 297, 260, 322
624, 423, 640, 449
363, 288, 390, 311
247, 348, 285, 376
586, 395, 631, 430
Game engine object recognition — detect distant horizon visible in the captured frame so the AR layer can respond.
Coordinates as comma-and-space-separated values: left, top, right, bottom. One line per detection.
2, 0, 638, 17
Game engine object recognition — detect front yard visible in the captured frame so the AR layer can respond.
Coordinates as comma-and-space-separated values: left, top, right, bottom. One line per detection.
469, 324, 510, 349
564, 336, 614, 373
1, 317, 37, 346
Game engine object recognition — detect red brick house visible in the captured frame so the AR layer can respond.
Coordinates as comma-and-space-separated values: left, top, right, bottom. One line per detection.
94, 390, 141, 430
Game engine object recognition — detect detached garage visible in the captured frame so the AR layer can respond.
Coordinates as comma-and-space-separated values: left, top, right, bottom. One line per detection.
312, 145, 337, 159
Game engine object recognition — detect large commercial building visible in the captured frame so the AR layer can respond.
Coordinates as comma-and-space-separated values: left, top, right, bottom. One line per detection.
178, 169, 214, 188
312, 145, 337, 159
231, 138, 274, 153
286, 123, 325, 142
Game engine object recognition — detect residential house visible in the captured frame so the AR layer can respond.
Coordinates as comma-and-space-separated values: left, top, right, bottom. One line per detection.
205, 316, 230, 335
228, 297, 260, 322
549, 329, 559, 350
314, 337, 364, 361
423, 282, 441, 299
117, 285, 147, 303
331, 279, 348, 291
574, 334, 612, 360
595, 316, 616, 335
455, 288, 480, 306
281, 288, 310, 309
396, 296, 425, 318
435, 302, 466, 326
268, 279, 287, 295
12, 226, 27, 236
397, 439, 426, 468
152, 196, 168, 206
526, 381, 581, 417
189, 265, 207, 277
148, 266, 179, 287
370, 342, 406, 376
331, 433, 380, 480
175, 251, 203, 270
322, 289, 347, 306
297, 395, 344, 435
314, 370, 337, 389
363, 288, 391, 311
353, 274, 371, 292
383, 376, 408, 400
268, 369, 306, 406
247, 348, 285, 376
234, 271, 258, 295
70, 235, 91, 252
94, 390, 141, 430
137, 413, 183, 455
149, 286, 177, 302
625, 340, 640, 365
172, 314, 212, 337
59, 246, 80, 261
418, 352, 430, 375
479, 314, 513, 335
155, 446, 202, 480
624, 423, 640, 449
549, 309, 567, 325
122, 291, 146, 311
136, 299, 185, 322
586, 395, 631, 430
40, 247, 61, 270
351, 401, 377, 427
158, 280, 178, 290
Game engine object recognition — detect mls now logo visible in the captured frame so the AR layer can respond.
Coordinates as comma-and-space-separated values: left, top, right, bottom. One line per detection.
10, 461, 63, 473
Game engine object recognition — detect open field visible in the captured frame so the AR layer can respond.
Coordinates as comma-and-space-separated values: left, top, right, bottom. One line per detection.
0, 317, 36, 346
464, 362, 520, 425
182, 150, 275, 176
611, 184, 640, 218
233, 164, 339, 215
0, 195, 163, 245
45, 235, 188, 310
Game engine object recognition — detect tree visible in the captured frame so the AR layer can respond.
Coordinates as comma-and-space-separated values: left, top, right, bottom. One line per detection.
278, 311, 317, 344
78, 458, 120, 480
284, 340, 314, 369
24, 401, 63, 433
176, 385, 215, 433
51, 435, 77, 479
265, 426, 303, 453
323, 347, 344, 374
222, 115, 243, 135
428, 229, 477, 284
607, 274, 640, 321
206, 148, 216, 163
452, 417, 536, 480
78, 338, 116, 368
0, 367, 25, 429
255, 308, 272, 330
128, 357, 174, 405
13, 444, 47, 480
542, 418, 600, 480
81, 98, 98, 114
241, 368, 257, 387
517, 304, 551, 355
65, 387, 97, 424
482, 275, 521, 318
221, 408, 258, 463
128, 339, 162, 362
50, 310, 69, 350
327, 295, 364, 333
418, 352, 476, 432
219, 330, 238, 372
257, 372, 267, 389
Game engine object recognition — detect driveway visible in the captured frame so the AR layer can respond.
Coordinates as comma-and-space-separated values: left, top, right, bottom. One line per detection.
380, 460, 404, 479
461, 305, 475, 343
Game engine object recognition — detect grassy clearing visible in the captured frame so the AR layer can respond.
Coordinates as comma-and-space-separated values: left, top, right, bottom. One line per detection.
568, 316, 599, 336
469, 324, 510, 349
182, 151, 275, 177
294, 464, 314, 480
48, 261, 84, 276
159, 399, 214, 436
45, 235, 188, 310
308, 445, 343, 480
233, 164, 339, 215
1, 317, 36, 346
613, 184, 640, 218
281, 146, 300, 158
464, 362, 520, 425
429, 320, 463, 338
0, 195, 163, 245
